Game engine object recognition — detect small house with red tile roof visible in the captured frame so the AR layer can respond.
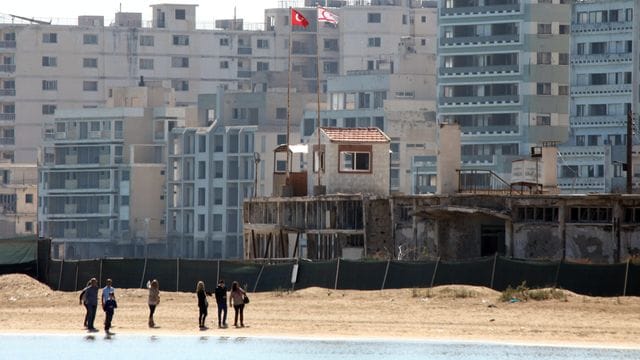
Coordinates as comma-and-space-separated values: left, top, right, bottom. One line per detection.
309, 127, 391, 196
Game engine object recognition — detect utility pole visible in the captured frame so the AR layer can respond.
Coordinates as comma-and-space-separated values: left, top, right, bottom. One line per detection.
627, 111, 633, 194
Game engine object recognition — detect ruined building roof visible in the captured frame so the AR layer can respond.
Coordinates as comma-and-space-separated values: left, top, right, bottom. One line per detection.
321, 127, 390, 143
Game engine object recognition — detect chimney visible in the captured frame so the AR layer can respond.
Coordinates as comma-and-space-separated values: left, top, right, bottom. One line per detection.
436, 122, 461, 195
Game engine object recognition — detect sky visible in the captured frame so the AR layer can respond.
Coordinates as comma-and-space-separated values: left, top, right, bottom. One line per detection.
1, 0, 287, 27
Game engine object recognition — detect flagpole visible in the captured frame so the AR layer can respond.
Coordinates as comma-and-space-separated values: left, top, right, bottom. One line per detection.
286, 7, 292, 182
315, 5, 322, 189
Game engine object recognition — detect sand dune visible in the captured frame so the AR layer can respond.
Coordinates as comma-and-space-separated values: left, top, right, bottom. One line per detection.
1, 274, 639, 348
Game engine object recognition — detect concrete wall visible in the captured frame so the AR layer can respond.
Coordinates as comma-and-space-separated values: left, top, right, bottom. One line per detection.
130, 164, 166, 242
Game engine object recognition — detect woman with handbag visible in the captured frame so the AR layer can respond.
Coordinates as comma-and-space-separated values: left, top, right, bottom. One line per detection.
229, 281, 247, 327
196, 281, 210, 329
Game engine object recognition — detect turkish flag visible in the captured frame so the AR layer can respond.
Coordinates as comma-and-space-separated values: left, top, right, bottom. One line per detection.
291, 8, 309, 28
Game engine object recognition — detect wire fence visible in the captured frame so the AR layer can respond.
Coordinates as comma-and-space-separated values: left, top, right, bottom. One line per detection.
43, 255, 640, 297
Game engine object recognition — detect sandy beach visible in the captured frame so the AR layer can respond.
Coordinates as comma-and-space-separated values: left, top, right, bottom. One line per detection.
1, 274, 639, 348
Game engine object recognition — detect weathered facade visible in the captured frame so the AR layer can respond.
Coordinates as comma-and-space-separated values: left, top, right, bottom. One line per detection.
244, 193, 640, 264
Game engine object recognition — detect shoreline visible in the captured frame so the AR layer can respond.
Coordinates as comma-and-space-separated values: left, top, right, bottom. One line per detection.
1, 330, 640, 350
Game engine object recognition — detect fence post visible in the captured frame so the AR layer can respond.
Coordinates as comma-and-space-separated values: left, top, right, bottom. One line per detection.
334, 258, 340, 290
216, 260, 220, 283
74, 262, 79, 291
430, 257, 440, 288
99, 259, 103, 287
623, 258, 630, 296
554, 259, 562, 288
253, 264, 265, 292
139, 257, 148, 289
176, 258, 180, 292
490, 253, 498, 290
57, 259, 64, 291
381, 260, 390, 290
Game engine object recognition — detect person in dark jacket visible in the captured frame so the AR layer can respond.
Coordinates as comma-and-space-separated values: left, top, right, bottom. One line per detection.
80, 278, 99, 332
196, 281, 210, 329
103, 292, 117, 335
78, 280, 91, 328
214, 279, 228, 328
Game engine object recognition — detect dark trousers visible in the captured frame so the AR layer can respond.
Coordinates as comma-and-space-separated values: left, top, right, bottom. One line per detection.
233, 304, 244, 326
105, 311, 114, 332
149, 304, 157, 318
83, 304, 90, 327
198, 305, 207, 327
217, 302, 227, 326
87, 305, 97, 330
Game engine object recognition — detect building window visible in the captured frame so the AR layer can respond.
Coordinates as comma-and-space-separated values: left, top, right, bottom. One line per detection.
536, 114, 551, 126
198, 188, 205, 206
42, 104, 57, 115
83, 81, 98, 91
277, 134, 287, 145
173, 35, 189, 46
536, 83, 551, 95
220, 38, 229, 46
83, 34, 98, 45
214, 161, 223, 178
198, 161, 206, 179
171, 56, 189, 68
212, 214, 222, 231
42, 80, 57, 91
175, 9, 186, 20
368, 37, 381, 47
140, 35, 154, 46
323, 61, 338, 74
220, 61, 229, 69
324, 38, 338, 51
83, 58, 98, 68
558, 85, 569, 95
537, 23, 551, 35
569, 207, 612, 223
257, 61, 269, 71
213, 188, 223, 205
171, 80, 189, 91
559, 53, 569, 65
559, 25, 569, 34
516, 207, 558, 223
42, 56, 57, 67
276, 160, 287, 172
537, 52, 551, 64
340, 150, 371, 173
25, 193, 33, 203
276, 107, 287, 120
42, 33, 57, 43
368, 13, 381, 23
140, 58, 154, 70
25, 222, 33, 232
198, 214, 205, 231
198, 135, 206, 152
421, 15, 426, 23
256, 39, 269, 49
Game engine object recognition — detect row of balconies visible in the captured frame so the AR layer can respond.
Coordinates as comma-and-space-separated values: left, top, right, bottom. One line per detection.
439, 65, 519, 77
0, 89, 15, 96
440, 34, 519, 47
461, 125, 519, 135
570, 84, 632, 96
0, 137, 15, 145
52, 130, 114, 141
569, 115, 626, 128
571, 53, 632, 64
0, 113, 15, 121
439, 95, 519, 106
0, 41, 16, 49
571, 21, 632, 34
59, 227, 112, 239
440, 3, 520, 17
42, 202, 113, 217
44, 178, 112, 192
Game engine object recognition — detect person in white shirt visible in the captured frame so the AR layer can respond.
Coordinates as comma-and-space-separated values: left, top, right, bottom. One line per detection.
101, 278, 115, 309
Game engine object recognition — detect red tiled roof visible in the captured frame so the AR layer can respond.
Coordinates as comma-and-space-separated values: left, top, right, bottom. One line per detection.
321, 127, 390, 143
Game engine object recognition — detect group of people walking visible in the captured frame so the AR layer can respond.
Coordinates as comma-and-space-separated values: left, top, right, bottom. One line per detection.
80, 277, 248, 334
196, 279, 248, 329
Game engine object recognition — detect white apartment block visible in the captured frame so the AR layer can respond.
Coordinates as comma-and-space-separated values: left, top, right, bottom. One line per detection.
438, 0, 570, 184
558, 0, 638, 193
38, 84, 193, 259
0, 163, 37, 238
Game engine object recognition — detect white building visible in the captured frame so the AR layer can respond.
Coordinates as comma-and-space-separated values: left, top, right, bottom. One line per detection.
558, 0, 637, 193
437, 0, 570, 184
0, 163, 37, 238
38, 84, 194, 259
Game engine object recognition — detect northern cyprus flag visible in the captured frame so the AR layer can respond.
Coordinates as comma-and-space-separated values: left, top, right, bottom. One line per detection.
317, 6, 339, 24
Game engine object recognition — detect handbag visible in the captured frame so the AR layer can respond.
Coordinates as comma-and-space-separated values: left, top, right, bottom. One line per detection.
243, 294, 250, 304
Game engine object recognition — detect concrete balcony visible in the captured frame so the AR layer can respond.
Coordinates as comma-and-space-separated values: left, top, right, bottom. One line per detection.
237, 70, 252, 78
237, 47, 252, 55
440, 3, 520, 17
88, 130, 101, 139
462, 155, 495, 165
439, 65, 518, 77
570, 84, 632, 96
571, 53, 631, 65
0, 89, 15, 96
569, 115, 626, 128
0, 64, 15, 73
65, 179, 78, 190
558, 146, 605, 157
440, 34, 519, 47
0, 41, 16, 48
0, 113, 15, 121
461, 125, 519, 135
439, 95, 519, 106
64, 204, 77, 213
0, 137, 15, 145
571, 21, 632, 34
